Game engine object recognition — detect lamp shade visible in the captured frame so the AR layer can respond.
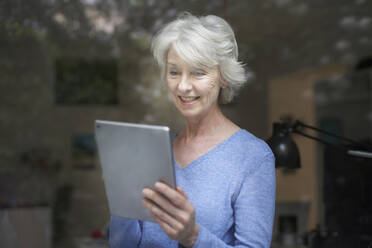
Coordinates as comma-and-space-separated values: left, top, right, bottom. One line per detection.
267, 123, 301, 169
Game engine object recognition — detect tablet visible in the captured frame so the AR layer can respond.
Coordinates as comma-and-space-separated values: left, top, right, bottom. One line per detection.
94, 120, 176, 222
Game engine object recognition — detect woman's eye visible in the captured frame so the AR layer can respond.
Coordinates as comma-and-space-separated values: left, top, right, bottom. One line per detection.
194, 71, 206, 77
169, 71, 179, 76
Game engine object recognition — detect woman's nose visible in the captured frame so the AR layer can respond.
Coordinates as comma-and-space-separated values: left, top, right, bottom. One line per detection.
177, 75, 192, 92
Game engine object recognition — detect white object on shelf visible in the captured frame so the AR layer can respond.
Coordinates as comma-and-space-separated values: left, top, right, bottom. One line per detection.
0, 207, 52, 248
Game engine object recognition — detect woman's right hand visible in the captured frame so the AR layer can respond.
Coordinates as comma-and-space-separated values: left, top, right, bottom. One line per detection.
142, 182, 199, 247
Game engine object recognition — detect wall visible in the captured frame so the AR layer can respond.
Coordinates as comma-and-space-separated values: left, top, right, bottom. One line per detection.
267, 62, 347, 230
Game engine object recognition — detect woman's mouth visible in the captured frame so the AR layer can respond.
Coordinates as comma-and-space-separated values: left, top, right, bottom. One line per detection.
179, 96, 200, 105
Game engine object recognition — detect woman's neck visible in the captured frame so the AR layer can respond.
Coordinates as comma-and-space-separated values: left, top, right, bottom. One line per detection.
180, 106, 231, 141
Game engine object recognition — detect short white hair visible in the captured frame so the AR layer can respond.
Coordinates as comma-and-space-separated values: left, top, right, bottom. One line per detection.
151, 12, 247, 104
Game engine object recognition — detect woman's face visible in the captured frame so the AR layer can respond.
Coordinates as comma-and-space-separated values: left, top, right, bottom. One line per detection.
166, 47, 223, 120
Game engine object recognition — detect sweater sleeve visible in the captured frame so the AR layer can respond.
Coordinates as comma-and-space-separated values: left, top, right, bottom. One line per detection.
109, 216, 143, 248
192, 152, 276, 248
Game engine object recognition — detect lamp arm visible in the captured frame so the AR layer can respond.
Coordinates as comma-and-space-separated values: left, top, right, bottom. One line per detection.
292, 121, 372, 159
294, 129, 372, 159
292, 129, 340, 148
348, 150, 372, 159
294, 120, 360, 146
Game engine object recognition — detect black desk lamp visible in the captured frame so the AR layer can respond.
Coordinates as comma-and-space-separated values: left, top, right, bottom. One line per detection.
267, 120, 372, 169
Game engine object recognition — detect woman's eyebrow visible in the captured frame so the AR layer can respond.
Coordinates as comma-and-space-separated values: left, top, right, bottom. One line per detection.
191, 67, 207, 71
167, 62, 178, 67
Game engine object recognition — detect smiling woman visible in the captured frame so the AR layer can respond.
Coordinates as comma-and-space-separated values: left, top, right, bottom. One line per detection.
166, 46, 222, 120
109, 12, 276, 248
152, 13, 247, 105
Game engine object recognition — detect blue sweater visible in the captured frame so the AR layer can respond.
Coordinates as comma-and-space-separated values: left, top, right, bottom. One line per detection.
109, 129, 276, 248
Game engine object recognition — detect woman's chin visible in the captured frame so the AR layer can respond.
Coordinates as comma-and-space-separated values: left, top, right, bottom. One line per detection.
176, 107, 201, 119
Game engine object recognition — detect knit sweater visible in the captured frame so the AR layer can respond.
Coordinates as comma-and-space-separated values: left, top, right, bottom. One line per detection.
109, 129, 276, 248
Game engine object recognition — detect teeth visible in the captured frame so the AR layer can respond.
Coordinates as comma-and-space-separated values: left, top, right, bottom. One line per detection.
180, 96, 199, 102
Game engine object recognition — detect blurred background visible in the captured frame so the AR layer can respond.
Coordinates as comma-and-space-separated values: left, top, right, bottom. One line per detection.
0, 0, 371, 247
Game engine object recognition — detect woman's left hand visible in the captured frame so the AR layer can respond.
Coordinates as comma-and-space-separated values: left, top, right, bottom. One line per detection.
142, 182, 199, 247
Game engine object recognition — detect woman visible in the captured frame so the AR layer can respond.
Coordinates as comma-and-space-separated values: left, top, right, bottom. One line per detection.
110, 13, 275, 248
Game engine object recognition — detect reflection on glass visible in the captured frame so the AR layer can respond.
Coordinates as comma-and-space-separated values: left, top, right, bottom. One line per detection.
55, 58, 118, 105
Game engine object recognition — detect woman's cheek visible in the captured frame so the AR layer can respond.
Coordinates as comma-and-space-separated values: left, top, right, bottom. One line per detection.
205, 80, 218, 91
167, 80, 176, 92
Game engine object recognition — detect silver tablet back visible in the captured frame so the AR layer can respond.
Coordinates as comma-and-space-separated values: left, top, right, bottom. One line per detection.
95, 120, 176, 222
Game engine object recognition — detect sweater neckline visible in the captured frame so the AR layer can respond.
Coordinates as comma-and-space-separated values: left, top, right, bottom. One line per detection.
174, 129, 246, 170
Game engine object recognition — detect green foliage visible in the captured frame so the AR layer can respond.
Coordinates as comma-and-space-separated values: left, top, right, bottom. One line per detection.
55, 58, 118, 105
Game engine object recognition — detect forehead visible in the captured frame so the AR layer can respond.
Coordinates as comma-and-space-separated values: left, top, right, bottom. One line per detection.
166, 46, 213, 71
166, 47, 188, 66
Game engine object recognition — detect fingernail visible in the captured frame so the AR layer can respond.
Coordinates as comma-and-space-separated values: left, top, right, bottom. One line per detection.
155, 182, 164, 189
142, 188, 150, 196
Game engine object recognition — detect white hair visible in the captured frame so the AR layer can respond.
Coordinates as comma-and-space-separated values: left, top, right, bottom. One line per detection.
151, 12, 247, 104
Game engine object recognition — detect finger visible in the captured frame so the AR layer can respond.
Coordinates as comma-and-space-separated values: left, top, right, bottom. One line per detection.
142, 198, 183, 231
154, 182, 187, 209
142, 188, 184, 219
152, 214, 178, 239
177, 186, 188, 199
157, 183, 194, 215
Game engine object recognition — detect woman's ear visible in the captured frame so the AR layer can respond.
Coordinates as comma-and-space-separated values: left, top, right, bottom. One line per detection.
218, 68, 228, 88
220, 78, 228, 88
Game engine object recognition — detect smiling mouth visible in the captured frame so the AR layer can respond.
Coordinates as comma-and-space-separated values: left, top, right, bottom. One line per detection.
179, 96, 200, 103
